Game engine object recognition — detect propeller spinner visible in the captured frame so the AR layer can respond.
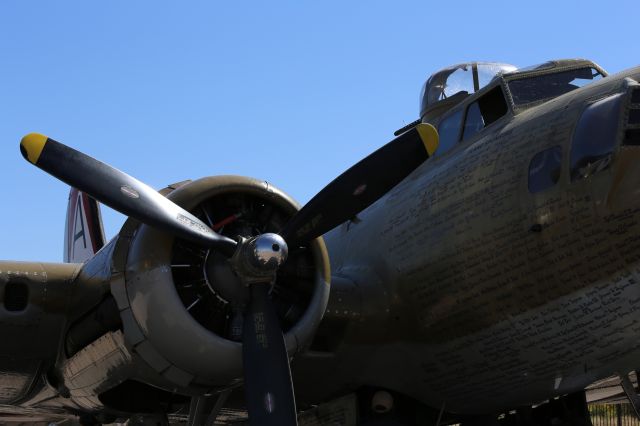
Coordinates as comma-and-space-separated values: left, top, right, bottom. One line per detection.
19, 124, 438, 426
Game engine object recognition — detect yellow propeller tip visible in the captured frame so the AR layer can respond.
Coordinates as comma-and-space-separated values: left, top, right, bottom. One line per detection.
20, 133, 48, 164
416, 123, 439, 156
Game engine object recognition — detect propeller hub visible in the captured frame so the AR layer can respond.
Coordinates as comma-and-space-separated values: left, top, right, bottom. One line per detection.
231, 233, 288, 285
248, 233, 288, 271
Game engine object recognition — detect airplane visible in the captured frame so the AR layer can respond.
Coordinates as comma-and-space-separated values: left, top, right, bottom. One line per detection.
1, 57, 640, 426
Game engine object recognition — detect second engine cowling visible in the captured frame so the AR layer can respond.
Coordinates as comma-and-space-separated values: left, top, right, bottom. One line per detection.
109, 176, 331, 392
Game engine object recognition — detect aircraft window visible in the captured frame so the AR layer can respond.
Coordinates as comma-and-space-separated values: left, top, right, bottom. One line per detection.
528, 146, 562, 193
509, 68, 603, 106
4, 281, 29, 311
462, 87, 509, 140
420, 62, 516, 116
434, 67, 473, 100
570, 93, 624, 181
477, 63, 516, 88
435, 109, 463, 156
463, 102, 484, 139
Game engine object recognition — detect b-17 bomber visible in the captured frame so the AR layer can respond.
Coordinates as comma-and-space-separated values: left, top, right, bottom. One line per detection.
2, 58, 640, 425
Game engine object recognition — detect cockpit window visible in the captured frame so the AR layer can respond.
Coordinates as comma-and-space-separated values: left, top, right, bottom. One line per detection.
420, 62, 516, 117
508, 67, 603, 106
427, 66, 475, 104
463, 87, 509, 140
434, 109, 463, 157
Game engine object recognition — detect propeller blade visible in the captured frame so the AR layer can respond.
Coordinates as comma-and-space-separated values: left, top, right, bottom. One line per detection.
20, 133, 237, 256
242, 284, 298, 426
281, 123, 438, 246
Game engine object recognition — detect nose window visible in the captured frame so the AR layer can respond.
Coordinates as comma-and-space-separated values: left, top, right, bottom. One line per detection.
570, 93, 624, 181
529, 146, 562, 193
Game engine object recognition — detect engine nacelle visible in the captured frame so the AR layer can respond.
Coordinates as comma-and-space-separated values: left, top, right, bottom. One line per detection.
109, 176, 330, 392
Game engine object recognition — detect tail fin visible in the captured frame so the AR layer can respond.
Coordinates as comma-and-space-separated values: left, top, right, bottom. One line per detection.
64, 188, 106, 263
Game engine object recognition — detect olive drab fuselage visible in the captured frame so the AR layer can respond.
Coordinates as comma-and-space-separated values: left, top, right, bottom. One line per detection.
293, 61, 640, 414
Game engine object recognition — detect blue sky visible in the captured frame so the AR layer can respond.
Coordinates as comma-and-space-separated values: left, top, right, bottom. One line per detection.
1, 1, 638, 262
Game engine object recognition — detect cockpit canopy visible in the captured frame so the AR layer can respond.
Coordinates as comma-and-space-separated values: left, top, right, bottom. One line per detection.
420, 62, 517, 118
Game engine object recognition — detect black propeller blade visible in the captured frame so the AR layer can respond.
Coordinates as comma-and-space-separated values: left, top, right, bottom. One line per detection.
20, 133, 237, 256
242, 284, 298, 426
281, 123, 438, 247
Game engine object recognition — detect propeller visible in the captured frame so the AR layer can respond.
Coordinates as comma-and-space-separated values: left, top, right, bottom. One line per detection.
19, 123, 438, 426
19, 133, 237, 256
243, 284, 297, 425
281, 123, 439, 247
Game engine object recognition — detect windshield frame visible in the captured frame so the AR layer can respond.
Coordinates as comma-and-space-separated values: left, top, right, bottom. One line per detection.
502, 60, 608, 112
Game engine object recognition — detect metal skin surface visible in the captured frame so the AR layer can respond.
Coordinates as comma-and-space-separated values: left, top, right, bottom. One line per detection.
292, 63, 640, 414
3, 59, 640, 424
0, 261, 81, 404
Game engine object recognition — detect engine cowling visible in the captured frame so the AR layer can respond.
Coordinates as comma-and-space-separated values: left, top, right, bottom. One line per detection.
110, 176, 331, 392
